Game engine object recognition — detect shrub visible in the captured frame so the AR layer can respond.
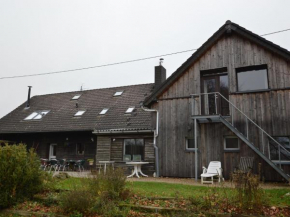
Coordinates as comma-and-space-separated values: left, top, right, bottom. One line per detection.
89, 167, 127, 200
231, 169, 268, 211
59, 189, 94, 215
0, 144, 44, 208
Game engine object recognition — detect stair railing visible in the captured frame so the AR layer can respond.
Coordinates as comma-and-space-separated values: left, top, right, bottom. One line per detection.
191, 92, 290, 167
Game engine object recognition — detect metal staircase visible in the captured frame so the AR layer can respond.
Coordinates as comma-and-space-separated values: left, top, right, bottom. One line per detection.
191, 92, 290, 181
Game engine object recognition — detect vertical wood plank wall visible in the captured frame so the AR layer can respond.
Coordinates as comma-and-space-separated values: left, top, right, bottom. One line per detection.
154, 33, 290, 180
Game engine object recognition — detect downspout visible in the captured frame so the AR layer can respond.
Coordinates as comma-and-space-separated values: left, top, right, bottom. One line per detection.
141, 106, 159, 177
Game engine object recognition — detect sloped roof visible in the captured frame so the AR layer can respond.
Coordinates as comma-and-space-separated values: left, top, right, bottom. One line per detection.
0, 83, 154, 134
144, 20, 290, 106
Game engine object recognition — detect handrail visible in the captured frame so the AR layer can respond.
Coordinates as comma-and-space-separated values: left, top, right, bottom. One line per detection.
191, 92, 290, 159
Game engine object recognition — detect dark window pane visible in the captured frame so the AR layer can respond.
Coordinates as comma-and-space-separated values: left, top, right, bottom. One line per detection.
204, 78, 216, 115
270, 137, 290, 160
220, 75, 230, 116
53, 146, 57, 156
237, 68, 268, 91
124, 139, 144, 161
187, 139, 195, 149
225, 137, 239, 149
77, 143, 84, 155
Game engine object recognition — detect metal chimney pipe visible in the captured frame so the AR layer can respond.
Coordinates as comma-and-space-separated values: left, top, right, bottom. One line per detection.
26, 86, 32, 108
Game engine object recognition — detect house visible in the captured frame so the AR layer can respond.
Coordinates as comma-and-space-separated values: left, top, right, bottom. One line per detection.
1, 20, 290, 182
0, 67, 168, 173
144, 21, 290, 182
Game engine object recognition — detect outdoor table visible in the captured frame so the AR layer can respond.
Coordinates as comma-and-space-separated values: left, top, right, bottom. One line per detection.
126, 162, 149, 178
98, 161, 115, 173
66, 160, 76, 171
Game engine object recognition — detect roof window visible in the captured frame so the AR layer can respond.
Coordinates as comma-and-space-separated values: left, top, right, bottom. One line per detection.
24, 110, 49, 120
72, 94, 81, 100
114, 91, 123, 96
125, 107, 135, 113
99, 108, 109, 115
74, 110, 86, 116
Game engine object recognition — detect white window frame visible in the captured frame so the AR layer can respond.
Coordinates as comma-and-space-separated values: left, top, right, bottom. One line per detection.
72, 94, 81, 100
24, 110, 50, 120
185, 137, 196, 151
125, 107, 135, 113
224, 136, 240, 151
99, 108, 109, 115
49, 143, 57, 160
114, 91, 123, 96
74, 110, 86, 117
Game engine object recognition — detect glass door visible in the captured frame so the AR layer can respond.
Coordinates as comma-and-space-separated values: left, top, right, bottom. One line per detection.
201, 74, 229, 116
49, 143, 57, 160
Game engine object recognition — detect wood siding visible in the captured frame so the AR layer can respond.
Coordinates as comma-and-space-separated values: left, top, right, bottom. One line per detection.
1, 132, 97, 168
96, 136, 111, 162
96, 134, 155, 175
154, 33, 290, 181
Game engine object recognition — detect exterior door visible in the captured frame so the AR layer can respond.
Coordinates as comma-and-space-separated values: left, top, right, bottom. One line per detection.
49, 143, 57, 159
201, 74, 229, 116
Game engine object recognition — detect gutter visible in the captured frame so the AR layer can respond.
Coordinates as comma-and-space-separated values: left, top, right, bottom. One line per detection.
141, 106, 159, 177
92, 129, 154, 134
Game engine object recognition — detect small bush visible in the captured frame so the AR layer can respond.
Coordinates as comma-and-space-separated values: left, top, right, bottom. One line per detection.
0, 144, 43, 208
59, 189, 94, 215
89, 167, 127, 200
93, 199, 129, 217
232, 170, 268, 211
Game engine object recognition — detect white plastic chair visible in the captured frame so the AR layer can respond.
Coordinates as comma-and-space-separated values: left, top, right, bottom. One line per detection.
201, 161, 224, 184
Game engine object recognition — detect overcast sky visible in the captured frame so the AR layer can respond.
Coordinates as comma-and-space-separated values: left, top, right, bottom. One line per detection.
0, 0, 290, 118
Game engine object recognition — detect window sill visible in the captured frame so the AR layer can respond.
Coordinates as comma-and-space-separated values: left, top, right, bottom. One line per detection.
185, 149, 198, 153
224, 150, 240, 153
231, 89, 270, 95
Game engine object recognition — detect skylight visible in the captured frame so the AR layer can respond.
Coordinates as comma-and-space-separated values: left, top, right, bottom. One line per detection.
72, 94, 81, 100
125, 107, 135, 113
24, 111, 49, 120
74, 111, 86, 116
113, 91, 123, 96
99, 108, 109, 115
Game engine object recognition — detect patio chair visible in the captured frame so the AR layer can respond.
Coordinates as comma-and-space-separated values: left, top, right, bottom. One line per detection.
74, 160, 85, 172
236, 157, 254, 173
123, 155, 131, 161
133, 155, 142, 161
201, 161, 224, 184
57, 159, 67, 171
40, 158, 49, 171
48, 159, 58, 172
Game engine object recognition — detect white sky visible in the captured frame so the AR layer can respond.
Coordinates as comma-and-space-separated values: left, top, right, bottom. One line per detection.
0, 0, 290, 118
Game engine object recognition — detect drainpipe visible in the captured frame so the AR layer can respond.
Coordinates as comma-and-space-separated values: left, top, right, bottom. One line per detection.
141, 106, 159, 177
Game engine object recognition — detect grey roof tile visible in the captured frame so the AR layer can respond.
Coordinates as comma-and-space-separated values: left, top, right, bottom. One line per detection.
0, 83, 154, 133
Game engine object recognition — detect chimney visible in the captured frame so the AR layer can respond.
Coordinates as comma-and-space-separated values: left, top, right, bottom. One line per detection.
154, 58, 166, 90
26, 86, 32, 108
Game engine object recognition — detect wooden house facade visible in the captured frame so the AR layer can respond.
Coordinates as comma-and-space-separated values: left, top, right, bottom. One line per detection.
144, 21, 290, 181
0, 84, 156, 173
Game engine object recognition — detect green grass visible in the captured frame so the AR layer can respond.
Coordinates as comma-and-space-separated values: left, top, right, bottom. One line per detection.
54, 178, 290, 207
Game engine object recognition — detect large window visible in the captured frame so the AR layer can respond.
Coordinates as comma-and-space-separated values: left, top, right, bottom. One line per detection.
236, 65, 268, 92
123, 139, 144, 161
270, 136, 290, 161
224, 136, 240, 151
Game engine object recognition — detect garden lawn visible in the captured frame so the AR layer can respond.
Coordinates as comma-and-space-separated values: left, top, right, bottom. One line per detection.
55, 178, 290, 207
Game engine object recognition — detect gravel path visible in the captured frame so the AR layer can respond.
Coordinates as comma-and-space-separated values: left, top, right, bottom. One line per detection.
127, 177, 290, 189
56, 171, 290, 189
